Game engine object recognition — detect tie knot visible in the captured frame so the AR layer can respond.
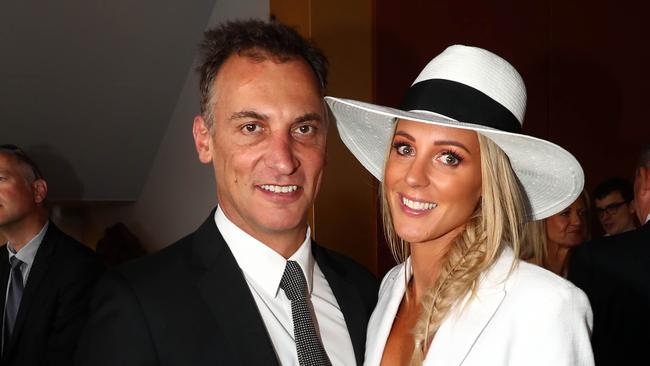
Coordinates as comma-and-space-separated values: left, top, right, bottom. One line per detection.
280, 261, 308, 301
9, 256, 23, 270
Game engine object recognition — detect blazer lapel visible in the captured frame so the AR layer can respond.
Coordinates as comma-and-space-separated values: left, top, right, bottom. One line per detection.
364, 262, 409, 366
426, 250, 514, 366
313, 244, 370, 365
3, 224, 56, 358
191, 214, 279, 366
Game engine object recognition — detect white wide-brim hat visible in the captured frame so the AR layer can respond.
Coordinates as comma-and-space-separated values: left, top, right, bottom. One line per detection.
326, 45, 583, 220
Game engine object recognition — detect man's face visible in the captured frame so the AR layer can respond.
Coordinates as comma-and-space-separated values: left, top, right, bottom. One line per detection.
193, 54, 327, 245
0, 154, 46, 230
595, 190, 636, 235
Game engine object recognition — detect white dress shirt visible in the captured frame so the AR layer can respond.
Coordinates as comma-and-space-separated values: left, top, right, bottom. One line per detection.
645, 213, 650, 224
5, 221, 49, 285
2, 221, 49, 348
215, 207, 356, 366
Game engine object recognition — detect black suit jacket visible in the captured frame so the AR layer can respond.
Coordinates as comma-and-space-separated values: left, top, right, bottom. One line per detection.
75, 211, 378, 366
0, 223, 104, 366
568, 221, 650, 366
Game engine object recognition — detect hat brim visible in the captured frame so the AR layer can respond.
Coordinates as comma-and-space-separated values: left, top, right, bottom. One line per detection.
326, 96, 584, 221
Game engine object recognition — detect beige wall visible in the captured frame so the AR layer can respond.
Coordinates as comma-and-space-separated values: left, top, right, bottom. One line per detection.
271, 0, 377, 273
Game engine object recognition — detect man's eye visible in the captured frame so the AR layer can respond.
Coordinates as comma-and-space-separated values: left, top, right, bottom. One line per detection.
393, 143, 413, 156
295, 125, 316, 134
242, 124, 261, 133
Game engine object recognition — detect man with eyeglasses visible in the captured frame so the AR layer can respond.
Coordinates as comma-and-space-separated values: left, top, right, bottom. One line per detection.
0, 145, 103, 366
569, 144, 650, 366
593, 177, 638, 236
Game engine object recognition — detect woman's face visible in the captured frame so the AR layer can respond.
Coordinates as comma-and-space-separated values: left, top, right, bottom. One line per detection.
546, 195, 588, 248
384, 119, 482, 244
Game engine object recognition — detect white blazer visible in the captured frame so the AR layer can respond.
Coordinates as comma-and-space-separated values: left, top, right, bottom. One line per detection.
365, 247, 594, 366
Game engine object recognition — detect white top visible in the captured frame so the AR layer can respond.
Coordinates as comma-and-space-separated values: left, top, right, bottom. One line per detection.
5, 221, 49, 284
215, 207, 355, 366
645, 213, 650, 224
365, 247, 594, 366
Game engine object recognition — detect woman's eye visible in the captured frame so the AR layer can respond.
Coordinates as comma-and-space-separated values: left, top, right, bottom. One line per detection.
439, 151, 462, 166
393, 143, 414, 156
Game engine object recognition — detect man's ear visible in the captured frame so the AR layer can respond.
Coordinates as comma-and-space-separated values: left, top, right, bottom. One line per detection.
32, 179, 48, 204
193, 115, 213, 164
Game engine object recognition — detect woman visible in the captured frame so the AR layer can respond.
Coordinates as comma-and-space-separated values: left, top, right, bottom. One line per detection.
522, 191, 590, 276
326, 45, 593, 365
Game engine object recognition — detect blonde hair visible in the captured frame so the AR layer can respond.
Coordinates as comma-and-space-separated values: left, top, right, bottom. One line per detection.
381, 133, 526, 364
520, 219, 547, 266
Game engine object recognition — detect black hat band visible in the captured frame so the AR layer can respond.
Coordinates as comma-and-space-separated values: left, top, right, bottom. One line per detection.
400, 79, 522, 133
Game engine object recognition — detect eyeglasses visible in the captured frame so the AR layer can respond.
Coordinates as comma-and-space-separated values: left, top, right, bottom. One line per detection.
595, 201, 629, 217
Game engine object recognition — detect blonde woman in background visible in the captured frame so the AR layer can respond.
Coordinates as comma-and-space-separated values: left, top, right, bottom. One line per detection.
522, 191, 590, 277
327, 45, 593, 365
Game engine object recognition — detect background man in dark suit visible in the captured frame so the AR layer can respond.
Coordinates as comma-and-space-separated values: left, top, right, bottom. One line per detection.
569, 144, 650, 366
75, 20, 378, 366
0, 145, 103, 366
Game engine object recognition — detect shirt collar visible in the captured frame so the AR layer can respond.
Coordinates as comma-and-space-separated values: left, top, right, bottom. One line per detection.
214, 206, 314, 298
645, 213, 650, 224
7, 221, 49, 266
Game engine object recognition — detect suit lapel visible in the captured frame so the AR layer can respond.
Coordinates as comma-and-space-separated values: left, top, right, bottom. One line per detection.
313, 243, 369, 366
0, 247, 9, 315
4, 224, 57, 358
426, 250, 514, 366
192, 214, 279, 366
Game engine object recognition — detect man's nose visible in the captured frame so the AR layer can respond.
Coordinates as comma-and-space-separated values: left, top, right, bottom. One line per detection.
265, 133, 299, 175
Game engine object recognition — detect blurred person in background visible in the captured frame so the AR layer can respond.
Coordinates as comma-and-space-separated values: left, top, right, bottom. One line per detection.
593, 177, 637, 236
569, 144, 650, 366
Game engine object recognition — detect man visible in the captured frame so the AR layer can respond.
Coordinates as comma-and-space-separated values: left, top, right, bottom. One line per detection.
75, 20, 378, 366
593, 177, 637, 235
0, 145, 103, 366
569, 144, 650, 366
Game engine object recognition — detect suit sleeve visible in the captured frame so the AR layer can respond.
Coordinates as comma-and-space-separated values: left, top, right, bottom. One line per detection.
46, 256, 104, 366
74, 271, 158, 366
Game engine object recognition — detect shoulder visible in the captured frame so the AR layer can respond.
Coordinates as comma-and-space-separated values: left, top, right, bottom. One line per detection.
576, 225, 649, 257
503, 261, 591, 321
312, 243, 379, 302
313, 243, 377, 283
44, 224, 103, 276
114, 231, 195, 285
46, 223, 97, 260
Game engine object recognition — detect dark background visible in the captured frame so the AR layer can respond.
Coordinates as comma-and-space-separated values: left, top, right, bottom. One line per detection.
373, 0, 649, 274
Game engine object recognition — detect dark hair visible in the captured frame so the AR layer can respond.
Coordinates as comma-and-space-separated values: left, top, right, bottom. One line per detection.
197, 19, 328, 128
0, 144, 44, 181
593, 177, 633, 202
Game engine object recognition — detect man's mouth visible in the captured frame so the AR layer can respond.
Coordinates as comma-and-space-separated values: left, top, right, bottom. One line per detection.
259, 184, 299, 193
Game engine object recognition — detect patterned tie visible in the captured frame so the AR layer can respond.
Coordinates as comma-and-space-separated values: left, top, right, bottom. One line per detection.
3, 256, 24, 352
280, 261, 332, 366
